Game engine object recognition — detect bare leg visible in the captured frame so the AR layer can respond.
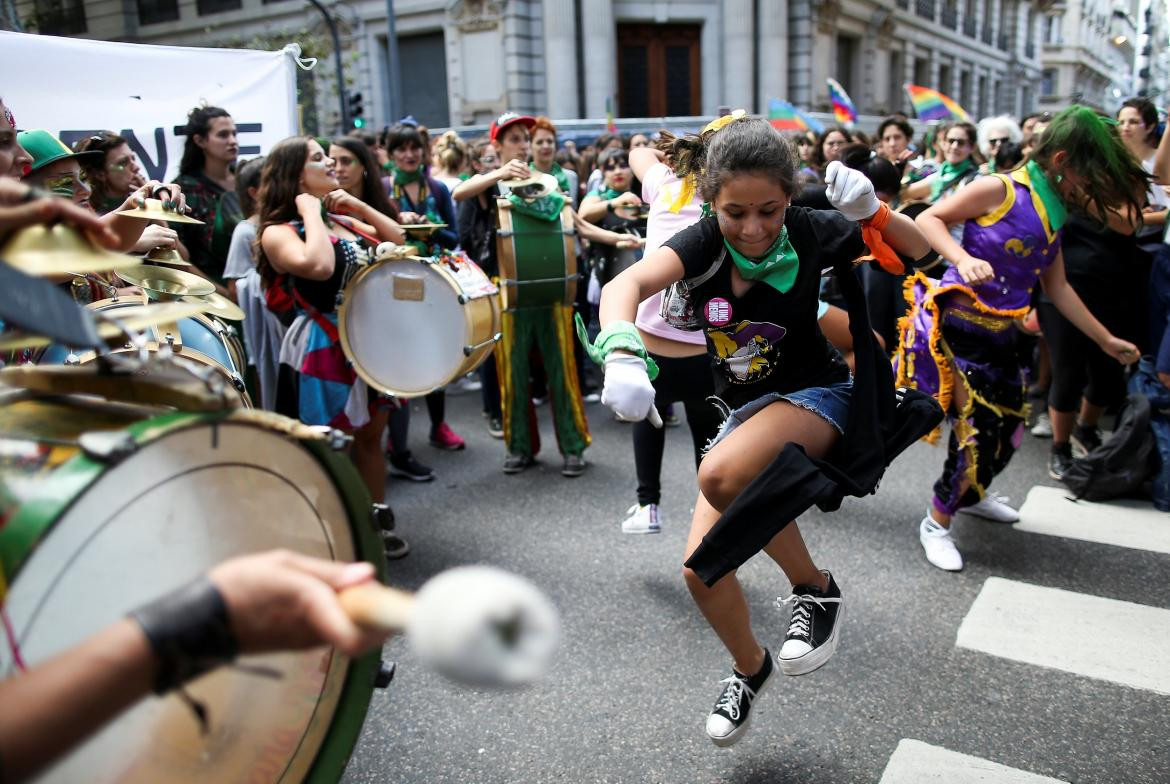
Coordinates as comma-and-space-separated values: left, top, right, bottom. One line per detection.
351, 408, 390, 504
681, 400, 839, 674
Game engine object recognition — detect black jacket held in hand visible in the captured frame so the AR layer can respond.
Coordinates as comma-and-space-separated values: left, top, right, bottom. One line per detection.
684, 257, 944, 587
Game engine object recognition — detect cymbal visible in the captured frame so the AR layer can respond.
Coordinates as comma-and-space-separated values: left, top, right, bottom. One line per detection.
0, 361, 238, 412
116, 264, 214, 300
500, 172, 559, 200
0, 224, 140, 276
144, 247, 191, 266
0, 301, 209, 351
113, 197, 204, 224
400, 223, 447, 236
182, 291, 245, 321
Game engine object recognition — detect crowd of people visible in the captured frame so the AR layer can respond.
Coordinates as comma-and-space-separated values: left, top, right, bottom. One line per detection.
1, 90, 1166, 758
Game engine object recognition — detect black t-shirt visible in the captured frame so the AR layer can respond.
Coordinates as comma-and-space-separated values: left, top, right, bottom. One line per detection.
663, 208, 865, 408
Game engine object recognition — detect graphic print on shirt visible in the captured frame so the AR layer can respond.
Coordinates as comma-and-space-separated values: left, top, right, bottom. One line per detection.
707, 321, 787, 384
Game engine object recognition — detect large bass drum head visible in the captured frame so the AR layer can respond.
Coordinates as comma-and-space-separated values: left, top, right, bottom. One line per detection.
340, 259, 468, 397
0, 418, 370, 783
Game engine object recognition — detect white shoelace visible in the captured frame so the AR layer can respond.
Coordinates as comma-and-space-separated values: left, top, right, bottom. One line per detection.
775, 592, 843, 640
714, 674, 756, 720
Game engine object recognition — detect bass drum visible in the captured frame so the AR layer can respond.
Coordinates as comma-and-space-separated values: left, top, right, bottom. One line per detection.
0, 393, 385, 783
339, 251, 501, 398
495, 198, 578, 310
37, 294, 251, 408
895, 201, 947, 279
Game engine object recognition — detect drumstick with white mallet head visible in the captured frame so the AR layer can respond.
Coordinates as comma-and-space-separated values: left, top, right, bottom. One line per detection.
338, 565, 560, 687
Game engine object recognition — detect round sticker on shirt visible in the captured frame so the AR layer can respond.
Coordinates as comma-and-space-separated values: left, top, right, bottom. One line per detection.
705, 298, 732, 326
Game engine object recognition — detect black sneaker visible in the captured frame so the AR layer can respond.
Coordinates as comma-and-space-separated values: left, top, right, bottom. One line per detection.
382, 532, 411, 560
1070, 423, 1101, 457
775, 570, 844, 676
503, 452, 535, 474
388, 453, 435, 482
371, 502, 396, 532
487, 417, 504, 439
561, 453, 586, 477
705, 649, 775, 747
1048, 442, 1074, 480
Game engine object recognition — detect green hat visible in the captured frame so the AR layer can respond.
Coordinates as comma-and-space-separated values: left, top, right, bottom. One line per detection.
17, 130, 103, 174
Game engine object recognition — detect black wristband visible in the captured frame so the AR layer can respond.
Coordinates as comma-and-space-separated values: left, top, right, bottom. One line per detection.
606, 200, 615, 213
129, 576, 238, 693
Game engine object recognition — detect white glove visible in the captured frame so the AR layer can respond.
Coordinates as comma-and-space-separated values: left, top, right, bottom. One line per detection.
601, 353, 661, 426
825, 160, 880, 222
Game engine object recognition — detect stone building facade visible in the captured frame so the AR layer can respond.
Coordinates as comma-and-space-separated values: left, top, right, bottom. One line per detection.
17, 0, 1096, 132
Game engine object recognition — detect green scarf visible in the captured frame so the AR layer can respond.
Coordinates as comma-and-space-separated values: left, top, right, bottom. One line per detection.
595, 186, 623, 202
723, 226, 800, 294
393, 166, 422, 185
532, 162, 571, 196
930, 158, 976, 202
1024, 159, 1067, 232
508, 191, 567, 222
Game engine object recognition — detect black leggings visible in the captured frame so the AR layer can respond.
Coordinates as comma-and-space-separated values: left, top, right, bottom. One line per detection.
1037, 299, 1133, 414
632, 352, 724, 506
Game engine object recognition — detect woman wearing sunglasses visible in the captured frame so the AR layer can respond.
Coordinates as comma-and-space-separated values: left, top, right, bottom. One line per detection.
976, 116, 1023, 174
901, 121, 983, 204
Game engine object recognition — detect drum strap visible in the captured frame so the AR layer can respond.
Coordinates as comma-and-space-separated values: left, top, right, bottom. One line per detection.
330, 213, 382, 249
291, 287, 340, 342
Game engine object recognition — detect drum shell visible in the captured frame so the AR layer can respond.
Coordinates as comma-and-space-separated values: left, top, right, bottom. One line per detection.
339, 254, 501, 398
36, 296, 251, 408
0, 395, 382, 783
495, 199, 578, 310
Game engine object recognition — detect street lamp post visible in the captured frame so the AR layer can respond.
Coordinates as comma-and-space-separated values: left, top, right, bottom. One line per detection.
306, 0, 349, 130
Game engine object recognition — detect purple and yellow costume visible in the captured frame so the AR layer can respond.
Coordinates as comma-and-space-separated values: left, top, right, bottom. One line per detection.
896, 166, 1062, 515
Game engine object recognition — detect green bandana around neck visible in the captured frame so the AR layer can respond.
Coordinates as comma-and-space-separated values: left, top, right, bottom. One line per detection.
723, 225, 800, 294
508, 191, 567, 222
596, 186, 623, 202
1024, 159, 1067, 232
930, 158, 976, 202
533, 161, 571, 196
393, 166, 422, 185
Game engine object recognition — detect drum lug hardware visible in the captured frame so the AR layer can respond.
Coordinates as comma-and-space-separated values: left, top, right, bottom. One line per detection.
373, 659, 396, 689
457, 294, 469, 305
230, 374, 247, 392
306, 425, 352, 451
65, 352, 81, 366
463, 333, 502, 356
78, 429, 137, 463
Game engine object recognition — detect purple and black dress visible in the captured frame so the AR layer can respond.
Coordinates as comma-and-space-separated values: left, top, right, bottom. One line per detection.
895, 165, 1064, 516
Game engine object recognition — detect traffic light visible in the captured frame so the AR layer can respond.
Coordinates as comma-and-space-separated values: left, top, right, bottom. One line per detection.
349, 92, 365, 128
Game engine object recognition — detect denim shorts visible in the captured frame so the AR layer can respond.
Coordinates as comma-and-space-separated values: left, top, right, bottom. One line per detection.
707, 379, 853, 451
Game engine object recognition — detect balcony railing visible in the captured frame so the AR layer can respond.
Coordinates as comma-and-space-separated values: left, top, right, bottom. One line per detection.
915, 0, 936, 20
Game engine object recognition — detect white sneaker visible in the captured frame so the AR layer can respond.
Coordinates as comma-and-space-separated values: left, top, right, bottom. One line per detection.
958, 493, 1019, 523
919, 514, 963, 571
1030, 412, 1052, 438
621, 503, 662, 534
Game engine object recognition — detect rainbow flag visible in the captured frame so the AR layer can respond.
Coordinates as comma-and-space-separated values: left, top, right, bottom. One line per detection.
904, 83, 972, 123
605, 96, 617, 134
767, 99, 825, 134
826, 79, 856, 126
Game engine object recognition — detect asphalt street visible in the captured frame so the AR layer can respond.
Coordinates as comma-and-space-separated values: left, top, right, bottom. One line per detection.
340, 386, 1170, 784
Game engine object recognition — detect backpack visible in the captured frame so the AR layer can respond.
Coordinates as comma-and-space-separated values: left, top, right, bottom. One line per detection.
1060, 394, 1157, 502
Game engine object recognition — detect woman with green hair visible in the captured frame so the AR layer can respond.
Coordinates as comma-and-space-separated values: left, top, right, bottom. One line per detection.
896, 106, 1145, 572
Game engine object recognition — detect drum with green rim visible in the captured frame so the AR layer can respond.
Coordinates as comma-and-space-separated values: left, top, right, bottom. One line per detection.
0, 392, 385, 783
495, 198, 577, 310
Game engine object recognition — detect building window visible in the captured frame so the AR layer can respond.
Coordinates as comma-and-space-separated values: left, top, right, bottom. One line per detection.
617, 24, 701, 118
34, 0, 86, 35
397, 32, 450, 128
138, 0, 179, 24
1040, 69, 1057, 97
196, 0, 242, 15
1045, 13, 1062, 45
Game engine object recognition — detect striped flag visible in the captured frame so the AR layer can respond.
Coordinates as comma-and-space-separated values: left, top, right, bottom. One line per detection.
904, 83, 972, 123
767, 98, 825, 134
826, 78, 857, 126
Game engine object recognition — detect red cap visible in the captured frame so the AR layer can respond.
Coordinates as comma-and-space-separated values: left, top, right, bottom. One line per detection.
489, 111, 536, 142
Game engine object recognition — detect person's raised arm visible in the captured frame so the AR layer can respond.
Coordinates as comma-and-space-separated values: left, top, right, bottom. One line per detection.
628, 146, 664, 182
260, 193, 336, 280
452, 159, 530, 202
322, 189, 405, 245
825, 161, 930, 259
915, 175, 1009, 285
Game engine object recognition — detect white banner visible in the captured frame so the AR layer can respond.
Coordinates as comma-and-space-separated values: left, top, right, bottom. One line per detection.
0, 31, 299, 182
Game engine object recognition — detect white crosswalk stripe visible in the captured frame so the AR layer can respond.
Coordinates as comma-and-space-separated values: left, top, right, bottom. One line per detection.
1015, 485, 1170, 555
956, 576, 1170, 695
879, 739, 1070, 784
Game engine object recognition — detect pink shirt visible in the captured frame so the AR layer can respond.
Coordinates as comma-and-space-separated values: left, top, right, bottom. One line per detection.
635, 162, 707, 346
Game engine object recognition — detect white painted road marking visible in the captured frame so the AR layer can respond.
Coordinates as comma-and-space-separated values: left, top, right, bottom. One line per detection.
879, 739, 1070, 783
1015, 485, 1170, 555
956, 577, 1170, 695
